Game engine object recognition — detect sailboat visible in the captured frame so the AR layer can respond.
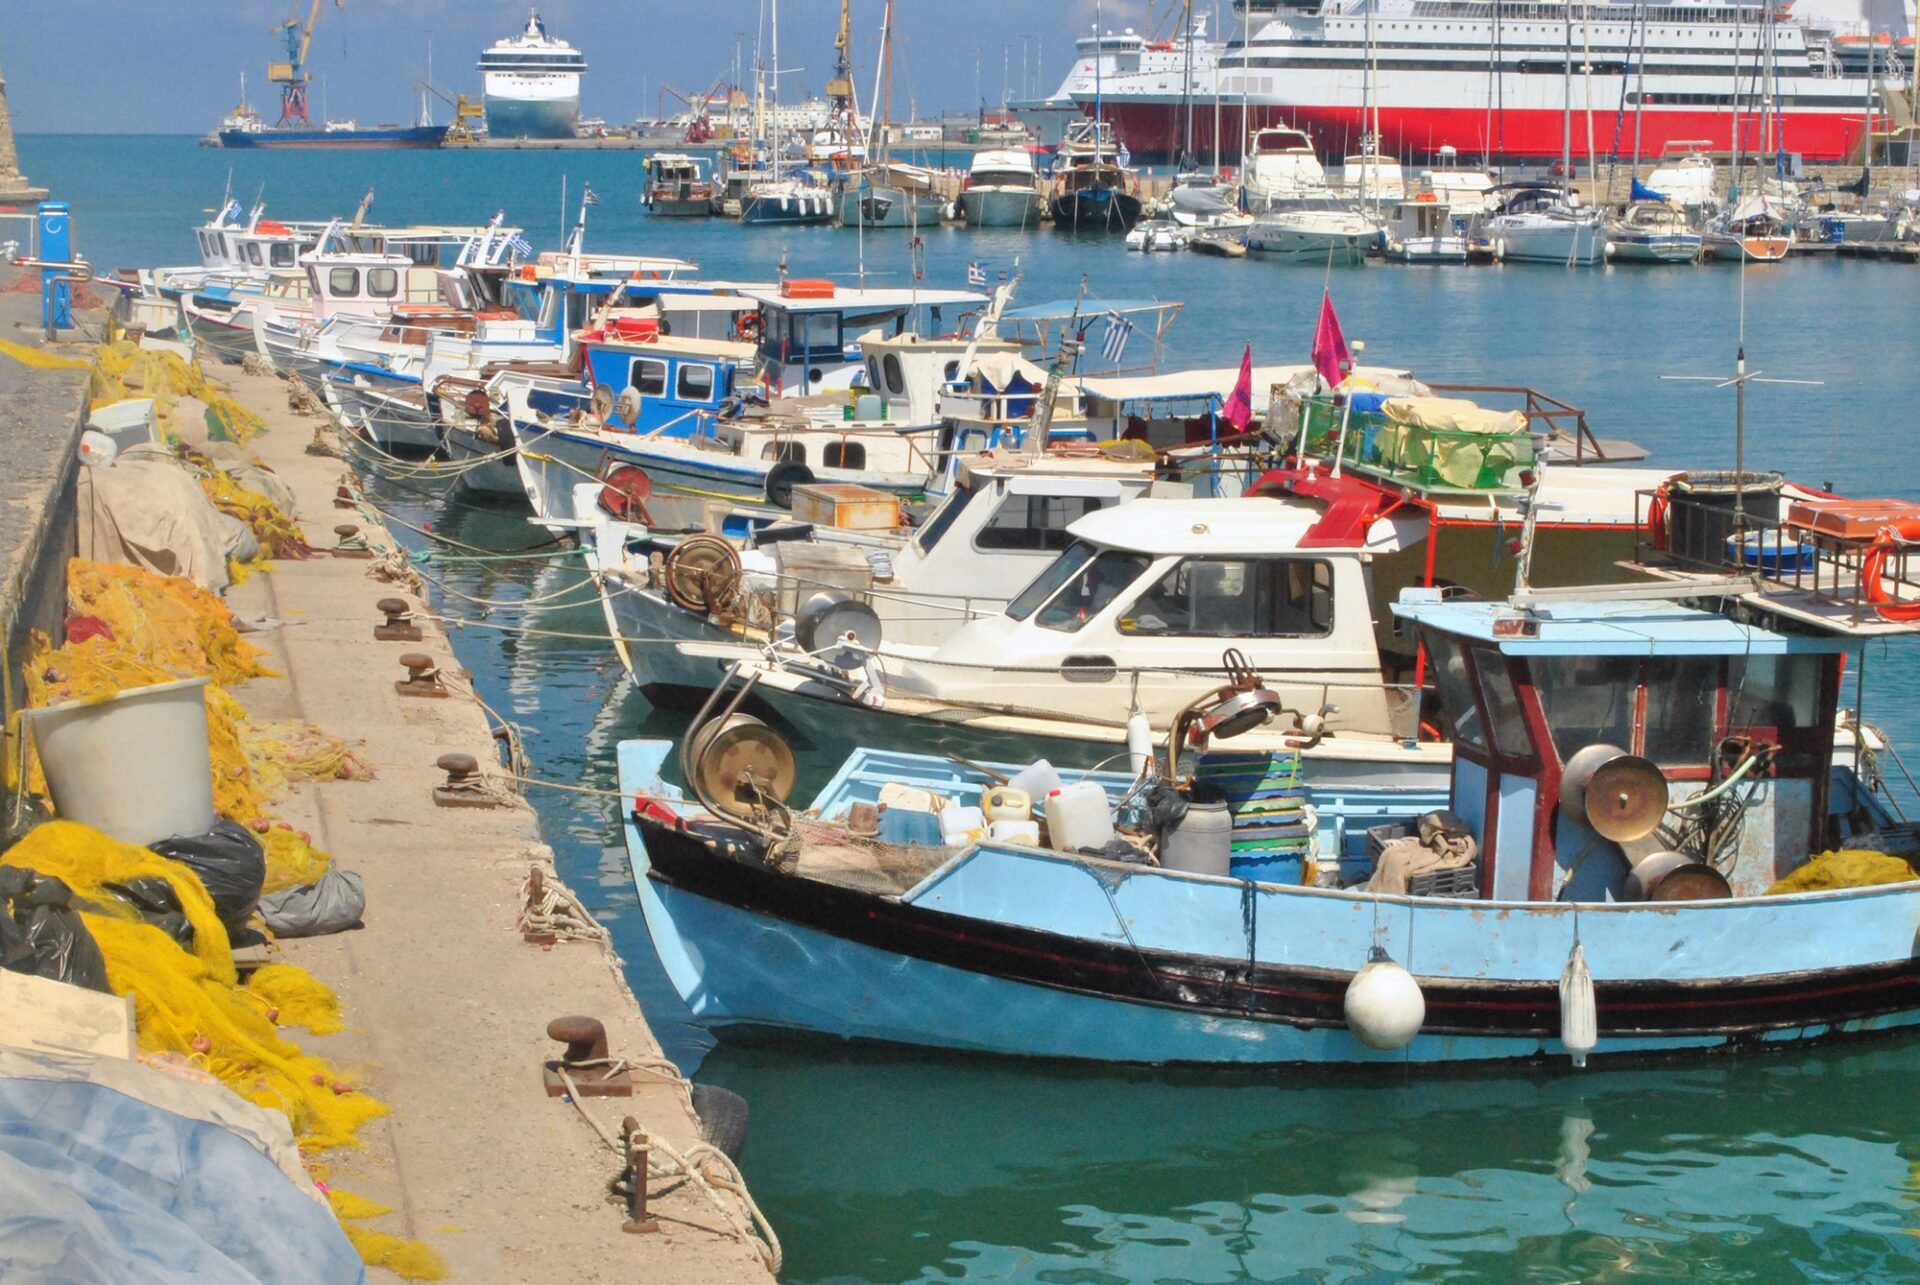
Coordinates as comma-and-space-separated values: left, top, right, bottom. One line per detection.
837, 0, 946, 229
1046, 0, 1143, 231
1480, 9, 1603, 264
739, 0, 834, 226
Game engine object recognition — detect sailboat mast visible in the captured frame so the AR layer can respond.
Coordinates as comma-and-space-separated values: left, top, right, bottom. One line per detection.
880, 0, 896, 166
770, 0, 782, 183
1182, 0, 1195, 168
1631, 4, 1647, 177
1562, 8, 1573, 189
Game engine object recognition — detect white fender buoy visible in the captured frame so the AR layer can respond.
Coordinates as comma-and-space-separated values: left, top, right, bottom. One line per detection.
1560, 940, 1597, 1068
1126, 712, 1154, 778
1344, 946, 1425, 1051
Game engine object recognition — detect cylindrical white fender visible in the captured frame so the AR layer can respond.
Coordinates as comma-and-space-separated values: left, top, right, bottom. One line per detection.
1126, 712, 1154, 778
1560, 940, 1597, 1068
1344, 946, 1425, 1051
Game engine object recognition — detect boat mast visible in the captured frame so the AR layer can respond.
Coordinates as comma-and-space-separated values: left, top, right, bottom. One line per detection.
1241, 0, 1252, 179
1581, 2, 1597, 188
1362, 0, 1375, 210
1212, 0, 1224, 174
1182, 0, 1196, 171
770, 0, 782, 184
1630, 4, 1647, 179
1561, 7, 1573, 195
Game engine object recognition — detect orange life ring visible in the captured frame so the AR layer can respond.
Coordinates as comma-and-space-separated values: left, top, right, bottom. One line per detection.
1861, 519, 1920, 621
736, 312, 762, 343
1419, 720, 1444, 743
1645, 482, 1673, 551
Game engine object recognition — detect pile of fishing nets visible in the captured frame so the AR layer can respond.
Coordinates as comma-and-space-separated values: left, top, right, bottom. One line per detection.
90, 338, 264, 445
66, 559, 274, 684
1, 822, 382, 1150
1765, 848, 1920, 895
196, 464, 316, 563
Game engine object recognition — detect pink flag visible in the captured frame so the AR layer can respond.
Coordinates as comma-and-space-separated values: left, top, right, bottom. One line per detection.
1312, 289, 1351, 389
1222, 343, 1253, 432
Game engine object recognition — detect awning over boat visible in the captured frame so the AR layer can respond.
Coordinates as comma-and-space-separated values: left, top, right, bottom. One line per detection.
1391, 597, 1853, 656
999, 298, 1173, 323
1083, 362, 1419, 411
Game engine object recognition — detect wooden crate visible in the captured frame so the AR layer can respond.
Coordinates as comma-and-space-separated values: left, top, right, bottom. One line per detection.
791, 483, 901, 531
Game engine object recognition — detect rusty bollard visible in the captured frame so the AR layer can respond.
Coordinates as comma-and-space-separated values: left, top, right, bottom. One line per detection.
374, 597, 423, 642
542, 1015, 632, 1098
394, 653, 448, 699
330, 523, 373, 560
433, 752, 499, 810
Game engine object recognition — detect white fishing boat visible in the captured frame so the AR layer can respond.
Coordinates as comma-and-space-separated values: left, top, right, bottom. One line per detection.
1382, 195, 1468, 263
957, 149, 1044, 228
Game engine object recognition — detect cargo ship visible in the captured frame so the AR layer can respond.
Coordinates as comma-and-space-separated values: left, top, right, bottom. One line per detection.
1038, 0, 1891, 164
479, 9, 587, 140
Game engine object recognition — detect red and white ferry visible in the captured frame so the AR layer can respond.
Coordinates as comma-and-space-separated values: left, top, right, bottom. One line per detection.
1075, 0, 1889, 163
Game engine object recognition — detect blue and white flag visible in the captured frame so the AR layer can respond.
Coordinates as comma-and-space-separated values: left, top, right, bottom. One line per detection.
1101, 310, 1134, 364
582, 183, 600, 207
966, 260, 987, 287
220, 199, 243, 223
506, 232, 534, 259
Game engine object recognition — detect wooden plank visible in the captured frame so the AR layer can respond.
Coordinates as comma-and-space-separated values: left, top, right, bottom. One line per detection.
0, 969, 136, 1059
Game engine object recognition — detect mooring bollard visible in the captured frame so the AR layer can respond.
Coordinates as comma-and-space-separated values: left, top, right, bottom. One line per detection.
331, 523, 373, 559
432, 751, 499, 809
620, 1116, 658, 1234
394, 653, 448, 699
543, 1014, 633, 1097
374, 597, 422, 642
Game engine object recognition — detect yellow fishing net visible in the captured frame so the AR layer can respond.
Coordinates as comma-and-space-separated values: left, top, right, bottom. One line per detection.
1765, 849, 1920, 895
261, 826, 335, 895
195, 466, 316, 562
89, 339, 265, 445
0, 822, 385, 1152
66, 559, 275, 684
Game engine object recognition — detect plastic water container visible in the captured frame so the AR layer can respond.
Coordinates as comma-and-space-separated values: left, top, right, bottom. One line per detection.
982, 786, 1032, 823
25, 676, 216, 846
1160, 801, 1233, 877
1008, 759, 1063, 801
940, 805, 987, 846
989, 819, 1042, 846
1044, 781, 1115, 853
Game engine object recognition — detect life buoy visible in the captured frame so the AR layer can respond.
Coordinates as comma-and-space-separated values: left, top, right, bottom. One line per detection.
597, 464, 655, 524
735, 312, 762, 343
1861, 519, 1920, 621
1645, 482, 1673, 551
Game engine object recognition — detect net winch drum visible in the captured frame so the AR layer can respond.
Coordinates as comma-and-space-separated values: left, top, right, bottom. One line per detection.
1623, 850, 1733, 902
687, 713, 797, 821
794, 592, 881, 669
1559, 744, 1669, 843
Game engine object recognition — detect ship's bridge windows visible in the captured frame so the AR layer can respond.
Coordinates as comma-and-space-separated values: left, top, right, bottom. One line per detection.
327, 267, 359, 296
366, 267, 399, 298
1118, 557, 1334, 638
245, 243, 264, 266
270, 243, 296, 268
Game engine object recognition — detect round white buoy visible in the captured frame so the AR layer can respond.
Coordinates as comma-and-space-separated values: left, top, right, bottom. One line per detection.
1560, 940, 1597, 1068
1343, 946, 1426, 1051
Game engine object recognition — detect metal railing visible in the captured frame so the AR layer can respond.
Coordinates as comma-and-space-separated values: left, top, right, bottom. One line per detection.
1428, 382, 1609, 463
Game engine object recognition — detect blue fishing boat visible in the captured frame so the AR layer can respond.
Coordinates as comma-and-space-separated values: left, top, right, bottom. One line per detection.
621, 550, 1920, 1064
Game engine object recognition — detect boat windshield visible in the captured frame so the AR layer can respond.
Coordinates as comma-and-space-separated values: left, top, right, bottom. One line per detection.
1017, 546, 1155, 632
913, 482, 978, 554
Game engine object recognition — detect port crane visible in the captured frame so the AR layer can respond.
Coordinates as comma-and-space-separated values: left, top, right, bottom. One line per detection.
268, 0, 344, 127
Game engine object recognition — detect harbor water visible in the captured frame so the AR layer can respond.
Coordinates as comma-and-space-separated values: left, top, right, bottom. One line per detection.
31, 133, 1920, 1283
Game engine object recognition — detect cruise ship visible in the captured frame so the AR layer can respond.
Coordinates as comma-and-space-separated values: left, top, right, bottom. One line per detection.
1009, 19, 1219, 154
479, 10, 587, 140
1051, 0, 1892, 164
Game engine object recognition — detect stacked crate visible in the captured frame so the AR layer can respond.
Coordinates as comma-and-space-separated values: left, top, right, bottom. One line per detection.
1191, 750, 1310, 883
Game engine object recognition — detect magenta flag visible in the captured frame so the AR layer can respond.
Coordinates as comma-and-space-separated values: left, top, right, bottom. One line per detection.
1312, 289, 1351, 388
1222, 343, 1253, 432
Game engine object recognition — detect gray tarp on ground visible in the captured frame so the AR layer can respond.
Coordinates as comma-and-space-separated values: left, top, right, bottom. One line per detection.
0, 1046, 363, 1284
75, 458, 231, 592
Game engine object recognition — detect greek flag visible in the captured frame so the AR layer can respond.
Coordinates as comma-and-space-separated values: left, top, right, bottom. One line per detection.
1101, 310, 1134, 364
506, 232, 534, 259
220, 199, 243, 223
582, 183, 600, 207
966, 261, 987, 287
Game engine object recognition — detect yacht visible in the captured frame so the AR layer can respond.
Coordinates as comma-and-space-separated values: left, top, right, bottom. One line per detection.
1382, 196, 1468, 263
1480, 186, 1604, 264
957, 149, 1045, 228
1241, 126, 1329, 210
1246, 203, 1379, 264
1605, 201, 1702, 263
1703, 196, 1793, 262
1047, 119, 1144, 231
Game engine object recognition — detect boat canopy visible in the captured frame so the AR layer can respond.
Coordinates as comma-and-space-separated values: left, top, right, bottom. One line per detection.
1391, 596, 1853, 657
1066, 496, 1414, 556
740, 286, 988, 313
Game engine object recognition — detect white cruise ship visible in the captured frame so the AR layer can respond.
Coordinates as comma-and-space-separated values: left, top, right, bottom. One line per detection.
1009, 19, 1219, 153
479, 10, 587, 140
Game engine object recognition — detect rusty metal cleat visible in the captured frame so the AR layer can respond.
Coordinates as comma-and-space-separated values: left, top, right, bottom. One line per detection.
394, 653, 448, 699
620, 1116, 658, 1233
543, 1015, 633, 1097
330, 523, 374, 560
432, 751, 499, 809
374, 597, 423, 642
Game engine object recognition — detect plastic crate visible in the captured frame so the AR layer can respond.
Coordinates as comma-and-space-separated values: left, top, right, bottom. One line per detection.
1408, 862, 1481, 899
1365, 820, 1418, 858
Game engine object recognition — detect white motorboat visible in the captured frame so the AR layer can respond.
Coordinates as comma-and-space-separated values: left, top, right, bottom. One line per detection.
1125, 219, 1189, 252
1382, 195, 1468, 263
1605, 201, 1702, 264
957, 149, 1044, 228
1246, 204, 1379, 264
1642, 143, 1721, 218
1241, 126, 1329, 210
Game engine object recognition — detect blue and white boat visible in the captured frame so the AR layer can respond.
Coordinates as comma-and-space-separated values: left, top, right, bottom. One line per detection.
620, 564, 1920, 1065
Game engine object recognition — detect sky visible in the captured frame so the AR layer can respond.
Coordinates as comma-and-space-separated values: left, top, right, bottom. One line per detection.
1, 0, 1182, 134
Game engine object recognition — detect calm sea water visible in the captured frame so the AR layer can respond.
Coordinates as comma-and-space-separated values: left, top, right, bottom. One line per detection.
28, 134, 1920, 1284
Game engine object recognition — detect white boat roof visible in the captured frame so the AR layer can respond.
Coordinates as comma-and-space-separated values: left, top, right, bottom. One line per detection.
741, 286, 989, 312
1067, 496, 1409, 555
956, 449, 1159, 487
1080, 362, 1417, 407
584, 332, 756, 360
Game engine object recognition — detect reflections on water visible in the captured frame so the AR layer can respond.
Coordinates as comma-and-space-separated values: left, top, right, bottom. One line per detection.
701, 1041, 1920, 1284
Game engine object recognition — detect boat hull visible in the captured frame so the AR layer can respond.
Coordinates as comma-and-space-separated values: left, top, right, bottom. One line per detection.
483, 95, 578, 141
1246, 224, 1372, 264
603, 579, 737, 703
958, 187, 1044, 228
1048, 189, 1143, 232
1607, 234, 1702, 263
628, 802, 1920, 1065
643, 195, 713, 218
216, 125, 448, 150
739, 190, 836, 225
838, 186, 947, 229
1490, 219, 1605, 264
1705, 236, 1792, 262
443, 423, 525, 497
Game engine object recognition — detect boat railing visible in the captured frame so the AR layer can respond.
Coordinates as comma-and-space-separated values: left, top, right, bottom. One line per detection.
1426, 382, 1611, 462
1633, 486, 1920, 625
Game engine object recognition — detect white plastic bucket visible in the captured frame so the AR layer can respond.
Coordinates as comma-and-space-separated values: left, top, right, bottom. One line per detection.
25, 676, 218, 846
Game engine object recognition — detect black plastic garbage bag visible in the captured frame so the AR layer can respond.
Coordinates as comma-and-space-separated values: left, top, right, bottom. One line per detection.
101, 877, 196, 951
149, 820, 266, 932
0, 867, 111, 992
258, 867, 365, 939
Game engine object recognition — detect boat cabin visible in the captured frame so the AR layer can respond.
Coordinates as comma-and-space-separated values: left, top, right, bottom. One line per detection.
739, 283, 989, 397
574, 328, 755, 431
1244, 127, 1328, 202
1392, 593, 1856, 904
966, 149, 1040, 188
860, 329, 1023, 425
298, 250, 442, 322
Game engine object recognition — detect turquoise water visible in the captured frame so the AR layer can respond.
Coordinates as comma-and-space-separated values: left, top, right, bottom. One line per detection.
28, 134, 1920, 1284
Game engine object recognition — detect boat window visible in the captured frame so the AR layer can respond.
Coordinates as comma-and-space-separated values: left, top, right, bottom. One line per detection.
246, 243, 264, 266
824, 441, 866, 469
1007, 540, 1098, 622
1117, 558, 1333, 637
976, 492, 1105, 553
1034, 550, 1154, 632
762, 441, 806, 464
1425, 635, 1487, 752
881, 354, 906, 396
629, 359, 668, 397
1727, 654, 1822, 735
1534, 656, 1638, 764
1474, 652, 1531, 760
366, 267, 400, 298
270, 243, 296, 268
914, 482, 977, 553
789, 310, 840, 353
328, 266, 359, 296
677, 363, 715, 401
1642, 656, 1721, 765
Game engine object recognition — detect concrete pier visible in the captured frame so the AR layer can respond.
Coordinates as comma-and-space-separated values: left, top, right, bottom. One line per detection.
0, 294, 775, 1281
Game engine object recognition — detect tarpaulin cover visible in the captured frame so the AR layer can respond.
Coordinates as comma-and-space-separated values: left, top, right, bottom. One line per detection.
0, 1049, 363, 1284
75, 458, 232, 593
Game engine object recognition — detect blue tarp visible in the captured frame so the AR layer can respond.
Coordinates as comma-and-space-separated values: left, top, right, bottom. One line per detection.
1630, 178, 1667, 203
0, 1076, 364, 1284
1346, 391, 1392, 414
